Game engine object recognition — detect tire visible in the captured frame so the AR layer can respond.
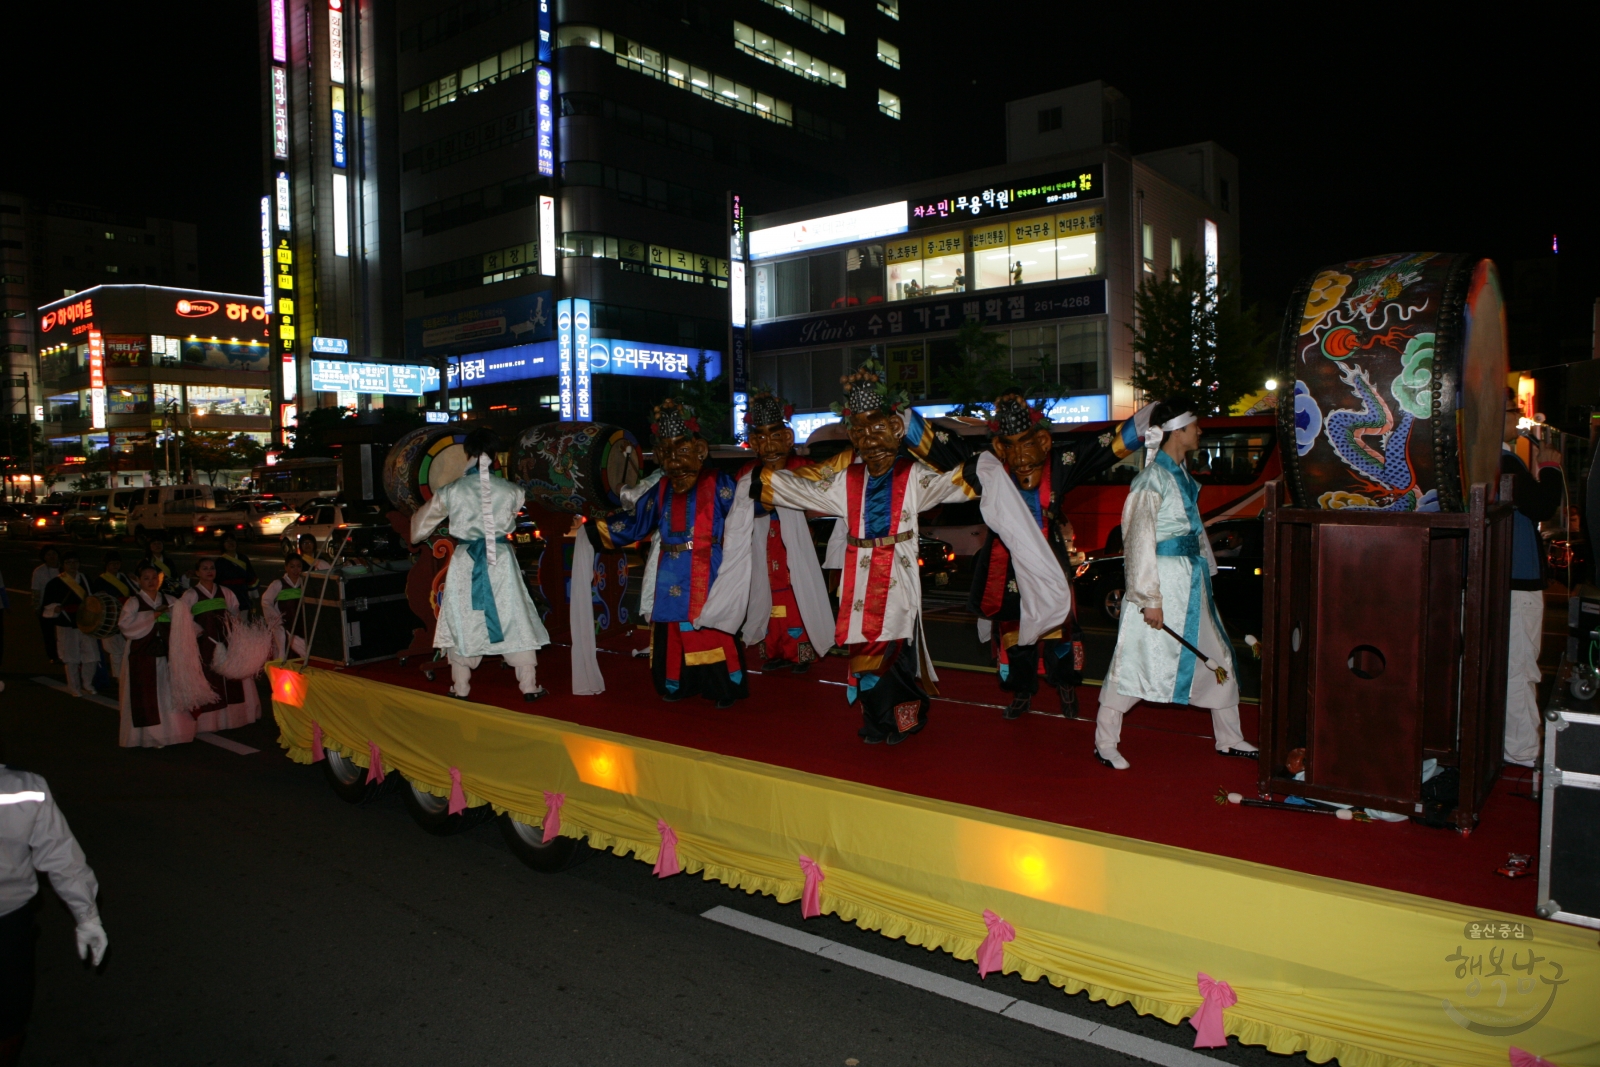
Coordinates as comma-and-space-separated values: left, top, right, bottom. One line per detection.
401, 777, 487, 836
1102, 586, 1125, 622
322, 748, 390, 804
498, 812, 588, 872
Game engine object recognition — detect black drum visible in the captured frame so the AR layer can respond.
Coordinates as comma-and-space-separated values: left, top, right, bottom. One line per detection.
383, 425, 481, 514
1278, 253, 1507, 513
513, 423, 642, 516
77, 591, 122, 638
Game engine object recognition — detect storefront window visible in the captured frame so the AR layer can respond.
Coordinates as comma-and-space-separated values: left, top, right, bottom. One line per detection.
110, 384, 151, 415
154, 383, 183, 413
921, 231, 965, 295
1058, 320, 1104, 391
845, 245, 884, 306
187, 385, 271, 418
971, 223, 1010, 290
1010, 326, 1055, 386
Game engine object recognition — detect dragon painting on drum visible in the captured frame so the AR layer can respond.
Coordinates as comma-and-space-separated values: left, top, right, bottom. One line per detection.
1278, 252, 1507, 513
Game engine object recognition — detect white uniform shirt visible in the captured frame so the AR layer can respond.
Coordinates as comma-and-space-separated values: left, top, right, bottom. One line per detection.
0, 766, 99, 923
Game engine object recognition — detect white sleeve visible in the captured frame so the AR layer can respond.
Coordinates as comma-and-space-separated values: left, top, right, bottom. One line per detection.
119, 596, 155, 639
1119, 488, 1164, 610
27, 777, 100, 925
975, 452, 1070, 645
409, 491, 450, 543
915, 461, 979, 508
693, 472, 755, 632
767, 468, 844, 516
261, 581, 284, 627
619, 469, 664, 507
823, 517, 847, 570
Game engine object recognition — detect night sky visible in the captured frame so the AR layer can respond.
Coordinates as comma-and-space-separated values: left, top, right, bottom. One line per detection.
4, 3, 1591, 335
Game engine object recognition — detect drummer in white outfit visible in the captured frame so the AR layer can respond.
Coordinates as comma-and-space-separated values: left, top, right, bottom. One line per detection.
116, 564, 196, 748
1094, 399, 1259, 770
39, 554, 100, 697
93, 554, 134, 690
408, 428, 550, 701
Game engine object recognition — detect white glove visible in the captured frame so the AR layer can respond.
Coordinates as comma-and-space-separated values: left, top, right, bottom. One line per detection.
76, 918, 108, 966
43, 603, 61, 618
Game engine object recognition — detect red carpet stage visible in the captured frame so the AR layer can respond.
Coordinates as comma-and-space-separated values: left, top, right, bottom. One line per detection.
350, 644, 1540, 915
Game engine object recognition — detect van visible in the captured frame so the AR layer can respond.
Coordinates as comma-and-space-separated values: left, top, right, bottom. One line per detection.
126, 485, 223, 544
65, 487, 144, 542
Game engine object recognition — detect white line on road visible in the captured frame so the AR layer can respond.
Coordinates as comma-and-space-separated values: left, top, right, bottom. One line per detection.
32, 676, 259, 754
32, 676, 120, 710
702, 906, 1219, 1067
196, 732, 260, 755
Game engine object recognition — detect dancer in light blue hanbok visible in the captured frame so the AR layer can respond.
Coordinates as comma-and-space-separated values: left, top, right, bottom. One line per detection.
409, 428, 549, 701
1093, 399, 1258, 770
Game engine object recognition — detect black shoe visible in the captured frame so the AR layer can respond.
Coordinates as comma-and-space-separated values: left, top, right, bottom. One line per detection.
1003, 695, 1031, 720
1218, 746, 1259, 759
762, 658, 789, 671
1057, 685, 1079, 720
792, 660, 813, 675
862, 733, 885, 744
523, 687, 547, 702
885, 730, 909, 746
661, 691, 686, 702
714, 698, 737, 709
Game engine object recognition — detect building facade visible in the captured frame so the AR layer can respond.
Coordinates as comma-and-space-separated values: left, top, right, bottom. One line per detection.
34, 286, 273, 469
745, 84, 1239, 423
262, 0, 912, 433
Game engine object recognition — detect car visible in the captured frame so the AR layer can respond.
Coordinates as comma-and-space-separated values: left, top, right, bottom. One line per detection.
13, 502, 67, 539
0, 503, 29, 537
193, 495, 298, 542
281, 499, 395, 556
1073, 517, 1265, 635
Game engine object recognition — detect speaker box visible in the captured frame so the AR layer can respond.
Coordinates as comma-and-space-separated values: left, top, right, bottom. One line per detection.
301, 566, 420, 666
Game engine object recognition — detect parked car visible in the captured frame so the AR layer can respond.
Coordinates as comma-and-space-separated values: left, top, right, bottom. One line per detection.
281, 499, 395, 556
64, 488, 143, 542
12, 501, 67, 539
193, 495, 298, 542
1073, 517, 1265, 635
0, 503, 30, 537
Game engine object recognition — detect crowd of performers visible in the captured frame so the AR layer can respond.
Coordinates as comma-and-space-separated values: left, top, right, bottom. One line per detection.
412, 364, 1260, 768
26, 531, 311, 750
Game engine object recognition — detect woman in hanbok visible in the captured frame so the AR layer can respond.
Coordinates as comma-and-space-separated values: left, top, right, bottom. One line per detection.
261, 554, 308, 661
117, 563, 196, 748
40, 553, 100, 697
178, 557, 261, 730
1093, 398, 1259, 770
408, 428, 549, 701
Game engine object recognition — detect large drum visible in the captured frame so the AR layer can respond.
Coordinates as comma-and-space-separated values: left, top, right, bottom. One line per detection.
1278, 252, 1506, 513
513, 422, 642, 516
383, 424, 486, 514
77, 592, 122, 638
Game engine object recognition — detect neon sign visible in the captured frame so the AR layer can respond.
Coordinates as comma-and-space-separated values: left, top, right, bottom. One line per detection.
270, 0, 287, 62
556, 299, 574, 419
276, 172, 291, 231
536, 66, 554, 177
272, 67, 289, 160
260, 196, 274, 313
573, 297, 592, 420
328, 0, 345, 85
331, 86, 346, 168
88, 329, 106, 430
40, 298, 94, 333
176, 299, 220, 317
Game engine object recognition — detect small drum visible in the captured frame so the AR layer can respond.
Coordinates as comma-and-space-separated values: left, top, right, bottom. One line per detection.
77, 592, 122, 639
1278, 253, 1507, 513
383, 424, 490, 514
513, 422, 642, 516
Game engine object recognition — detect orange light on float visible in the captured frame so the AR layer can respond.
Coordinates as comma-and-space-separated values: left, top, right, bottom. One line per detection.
268, 665, 307, 707
561, 734, 638, 795
953, 821, 1107, 912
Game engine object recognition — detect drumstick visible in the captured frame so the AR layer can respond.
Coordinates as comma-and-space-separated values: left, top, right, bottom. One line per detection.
1161, 623, 1228, 683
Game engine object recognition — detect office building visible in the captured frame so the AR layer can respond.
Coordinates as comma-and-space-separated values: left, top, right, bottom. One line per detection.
261, 0, 912, 432
744, 82, 1240, 424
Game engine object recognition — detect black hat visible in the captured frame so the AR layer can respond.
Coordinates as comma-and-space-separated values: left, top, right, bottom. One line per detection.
989, 391, 1043, 436
832, 360, 908, 417
745, 387, 792, 428
650, 398, 701, 440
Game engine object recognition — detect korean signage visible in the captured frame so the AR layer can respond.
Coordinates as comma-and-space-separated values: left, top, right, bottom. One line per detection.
556, 299, 574, 420
39, 297, 93, 335
272, 67, 289, 160
276, 172, 291, 231
419, 338, 722, 390
260, 196, 274, 312
38, 289, 270, 340
586, 339, 721, 380
885, 343, 924, 395
449, 344, 555, 389
328, 0, 345, 84
404, 291, 552, 359
750, 279, 1106, 350
87, 329, 106, 429
535, 66, 554, 177
573, 298, 592, 421
270, 0, 287, 62
311, 336, 349, 354
312, 359, 438, 396
908, 166, 1103, 230
749, 201, 908, 260
538, 0, 551, 60
331, 87, 347, 168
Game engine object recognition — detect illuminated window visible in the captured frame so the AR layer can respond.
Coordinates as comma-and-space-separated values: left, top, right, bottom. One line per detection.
757, 0, 844, 33
734, 22, 847, 88
555, 26, 793, 127
104, 232, 115, 240
105, 265, 119, 274
876, 39, 899, 69
1170, 236, 1182, 275
877, 0, 899, 17
1141, 223, 1154, 274
877, 88, 901, 120
187, 385, 272, 418
559, 231, 728, 288
402, 37, 541, 112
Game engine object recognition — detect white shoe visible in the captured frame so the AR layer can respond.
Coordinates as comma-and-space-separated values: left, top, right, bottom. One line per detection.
1094, 746, 1130, 770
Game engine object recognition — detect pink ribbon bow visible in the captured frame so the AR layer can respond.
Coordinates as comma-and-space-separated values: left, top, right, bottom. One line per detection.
365, 741, 385, 784
1510, 1049, 1558, 1067
798, 855, 825, 918
542, 791, 565, 842
653, 820, 680, 878
976, 909, 1015, 979
448, 767, 468, 815
1190, 972, 1237, 1048
310, 722, 325, 763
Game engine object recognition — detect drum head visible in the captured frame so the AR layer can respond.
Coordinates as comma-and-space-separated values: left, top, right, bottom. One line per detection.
420, 438, 471, 498
600, 430, 642, 503
77, 594, 105, 635
1459, 259, 1508, 497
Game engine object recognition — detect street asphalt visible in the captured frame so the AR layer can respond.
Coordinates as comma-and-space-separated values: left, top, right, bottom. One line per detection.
0, 555, 1310, 1067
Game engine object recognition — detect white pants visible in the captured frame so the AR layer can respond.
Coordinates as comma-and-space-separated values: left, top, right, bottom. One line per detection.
64, 658, 98, 695
448, 649, 539, 698
1094, 681, 1247, 753
1503, 589, 1544, 765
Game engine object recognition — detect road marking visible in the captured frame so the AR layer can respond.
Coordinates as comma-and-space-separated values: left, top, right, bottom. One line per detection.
702, 906, 1218, 1067
32, 676, 120, 710
196, 732, 260, 755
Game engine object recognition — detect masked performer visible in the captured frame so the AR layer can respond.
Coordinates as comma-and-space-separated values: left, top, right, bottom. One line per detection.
41, 553, 101, 697
726, 388, 839, 673
1093, 398, 1257, 770
754, 364, 984, 744
177, 557, 261, 730
589, 399, 750, 707
408, 428, 549, 701
116, 563, 196, 748
260, 554, 308, 661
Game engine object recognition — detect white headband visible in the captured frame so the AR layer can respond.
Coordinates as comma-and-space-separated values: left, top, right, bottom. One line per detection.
1144, 412, 1198, 462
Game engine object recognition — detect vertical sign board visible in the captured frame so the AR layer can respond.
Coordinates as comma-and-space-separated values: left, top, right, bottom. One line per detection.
332, 174, 350, 257
328, 0, 345, 84
260, 196, 274, 313
538, 196, 556, 276
573, 298, 592, 421
538, 0, 551, 60
535, 67, 554, 177
87, 330, 106, 430
270, 0, 287, 62
728, 192, 749, 441
556, 299, 574, 420
331, 87, 347, 168
276, 172, 291, 231
272, 67, 290, 159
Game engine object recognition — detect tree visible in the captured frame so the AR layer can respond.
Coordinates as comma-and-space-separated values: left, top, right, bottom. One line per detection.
70, 471, 108, 491
1128, 257, 1274, 415
673, 352, 732, 444
284, 406, 350, 459
184, 431, 267, 484
933, 319, 1047, 415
